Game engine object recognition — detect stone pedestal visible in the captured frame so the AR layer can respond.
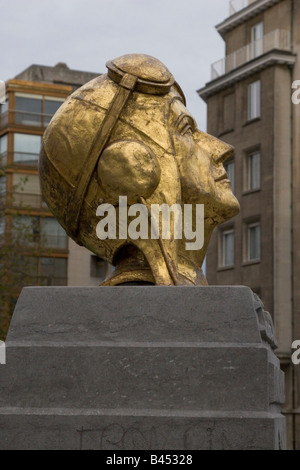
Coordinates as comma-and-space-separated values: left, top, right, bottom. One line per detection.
0, 286, 286, 449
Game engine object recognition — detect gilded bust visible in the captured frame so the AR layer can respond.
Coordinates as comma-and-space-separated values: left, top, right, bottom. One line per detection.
39, 53, 239, 286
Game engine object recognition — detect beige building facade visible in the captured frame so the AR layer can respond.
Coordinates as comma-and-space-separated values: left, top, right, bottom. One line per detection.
198, 0, 300, 448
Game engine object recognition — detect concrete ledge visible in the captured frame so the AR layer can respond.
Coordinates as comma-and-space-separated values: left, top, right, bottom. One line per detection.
0, 409, 286, 450
0, 286, 286, 449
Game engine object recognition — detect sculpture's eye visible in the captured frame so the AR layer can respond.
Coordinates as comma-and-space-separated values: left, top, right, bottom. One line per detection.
177, 115, 195, 136
182, 123, 193, 135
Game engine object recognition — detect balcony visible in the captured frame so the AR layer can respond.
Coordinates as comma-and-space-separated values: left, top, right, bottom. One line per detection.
198, 28, 295, 101
10, 228, 68, 250
38, 275, 67, 286
0, 151, 40, 168
0, 109, 54, 131
0, 152, 6, 168
211, 29, 291, 79
17, 275, 67, 287
40, 234, 68, 250
0, 111, 8, 130
229, 0, 257, 16
7, 191, 48, 211
217, 0, 284, 37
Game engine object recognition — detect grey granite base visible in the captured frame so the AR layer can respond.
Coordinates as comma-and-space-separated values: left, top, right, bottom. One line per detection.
0, 286, 286, 449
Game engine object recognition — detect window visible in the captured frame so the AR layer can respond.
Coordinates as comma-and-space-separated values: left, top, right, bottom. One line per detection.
11, 215, 67, 249
14, 93, 64, 127
41, 217, 67, 249
224, 160, 235, 193
39, 257, 67, 286
221, 229, 234, 267
248, 80, 261, 120
44, 98, 64, 126
0, 134, 7, 165
0, 95, 8, 119
9, 256, 67, 286
10, 255, 39, 288
247, 151, 260, 190
0, 134, 7, 154
12, 173, 42, 208
13, 133, 41, 164
251, 22, 264, 58
247, 222, 261, 261
0, 174, 6, 194
0, 98, 8, 129
0, 100, 8, 115
0, 217, 5, 236
15, 94, 42, 126
90, 255, 109, 281
12, 215, 40, 246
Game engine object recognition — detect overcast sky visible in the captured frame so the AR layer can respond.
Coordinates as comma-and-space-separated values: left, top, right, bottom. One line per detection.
1, 0, 230, 131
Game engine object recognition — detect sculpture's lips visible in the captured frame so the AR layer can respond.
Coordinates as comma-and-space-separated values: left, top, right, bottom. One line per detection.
215, 173, 230, 183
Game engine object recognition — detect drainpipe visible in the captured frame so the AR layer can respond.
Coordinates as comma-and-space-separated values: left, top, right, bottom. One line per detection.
289, 0, 296, 450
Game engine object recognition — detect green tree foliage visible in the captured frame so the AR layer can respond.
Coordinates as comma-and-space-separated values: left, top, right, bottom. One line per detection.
0, 173, 48, 340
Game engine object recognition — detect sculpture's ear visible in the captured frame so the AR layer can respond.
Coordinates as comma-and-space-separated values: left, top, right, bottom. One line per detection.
97, 140, 161, 204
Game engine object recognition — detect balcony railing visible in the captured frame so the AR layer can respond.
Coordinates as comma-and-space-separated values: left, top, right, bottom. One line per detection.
211, 29, 291, 79
40, 234, 68, 250
0, 111, 8, 130
0, 109, 55, 131
229, 0, 257, 15
10, 231, 68, 250
0, 151, 39, 168
0, 152, 7, 168
6, 191, 48, 210
17, 275, 67, 288
38, 275, 67, 286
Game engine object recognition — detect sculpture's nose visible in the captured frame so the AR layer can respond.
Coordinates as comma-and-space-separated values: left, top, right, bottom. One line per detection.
194, 130, 234, 163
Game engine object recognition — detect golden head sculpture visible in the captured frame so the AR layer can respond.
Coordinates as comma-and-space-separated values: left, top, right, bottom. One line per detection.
39, 53, 239, 286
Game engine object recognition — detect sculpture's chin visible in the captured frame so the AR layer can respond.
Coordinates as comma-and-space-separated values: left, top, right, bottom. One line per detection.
210, 192, 240, 223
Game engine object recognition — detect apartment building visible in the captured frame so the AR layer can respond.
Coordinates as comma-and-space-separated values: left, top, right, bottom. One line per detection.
198, 0, 300, 448
0, 63, 112, 338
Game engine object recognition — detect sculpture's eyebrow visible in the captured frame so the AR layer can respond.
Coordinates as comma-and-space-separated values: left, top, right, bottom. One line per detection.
175, 113, 197, 130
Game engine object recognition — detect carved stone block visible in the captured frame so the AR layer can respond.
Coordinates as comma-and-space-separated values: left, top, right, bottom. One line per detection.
0, 286, 286, 449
